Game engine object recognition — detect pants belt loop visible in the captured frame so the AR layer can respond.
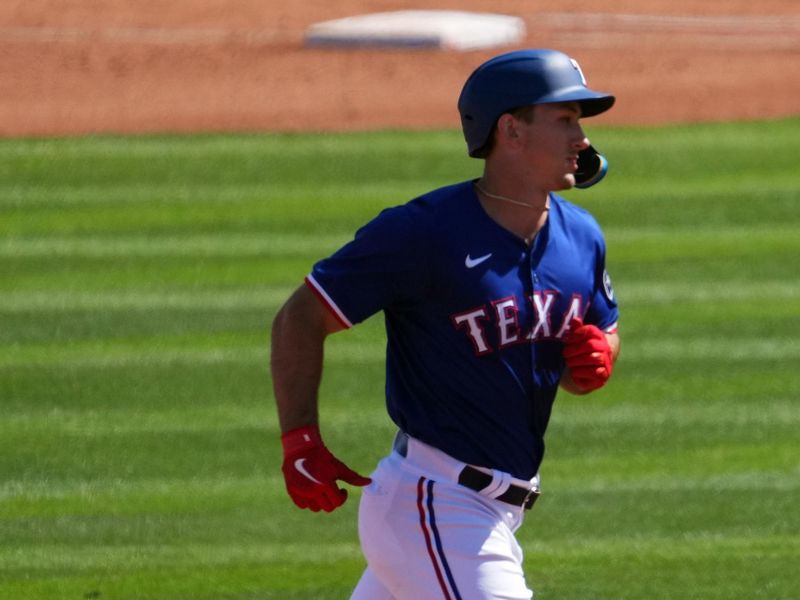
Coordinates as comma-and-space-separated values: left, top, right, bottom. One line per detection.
482, 470, 512, 500
393, 431, 408, 457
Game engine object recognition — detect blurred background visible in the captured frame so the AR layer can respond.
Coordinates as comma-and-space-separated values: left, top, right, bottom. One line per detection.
2, 0, 799, 137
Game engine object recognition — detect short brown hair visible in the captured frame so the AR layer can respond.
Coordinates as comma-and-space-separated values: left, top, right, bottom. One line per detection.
472, 105, 536, 159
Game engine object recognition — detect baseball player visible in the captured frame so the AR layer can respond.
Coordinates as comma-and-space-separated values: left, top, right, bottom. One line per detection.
271, 49, 620, 599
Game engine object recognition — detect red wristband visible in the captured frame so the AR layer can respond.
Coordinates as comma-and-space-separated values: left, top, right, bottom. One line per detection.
281, 424, 323, 456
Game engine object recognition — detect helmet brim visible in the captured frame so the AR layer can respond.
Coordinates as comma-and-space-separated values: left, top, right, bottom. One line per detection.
536, 88, 615, 118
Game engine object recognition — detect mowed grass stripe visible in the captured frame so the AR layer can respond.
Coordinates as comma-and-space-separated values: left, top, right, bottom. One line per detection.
0, 287, 295, 311
1, 335, 798, 368
1, 404, 276, 436
0, 280, 800, 313
0, 562, 363, 600
0, 404, 389, 437
0, 542, 364, 571
3, 399, 796, 434
5, 391, 795, 430
521, 532, 800, 557
620, 279, 800, 304
3, 466, 794, 511
0, 337, 379, 368
606, 224, 799, 258
0, 233, 352, 257
1, 223, 796, 257
0, 181, 418, 208
1, 279, 797, 312
0, 478, 285, 520
2, 533, 796, 572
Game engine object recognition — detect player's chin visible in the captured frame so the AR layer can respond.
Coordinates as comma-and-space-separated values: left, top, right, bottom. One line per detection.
554, 173, 577, 191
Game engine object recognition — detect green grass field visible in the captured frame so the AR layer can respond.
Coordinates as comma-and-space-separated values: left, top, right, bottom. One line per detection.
2, 119, 799, 599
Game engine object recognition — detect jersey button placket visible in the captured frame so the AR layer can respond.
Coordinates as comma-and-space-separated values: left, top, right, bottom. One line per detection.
528, 249, 538, 379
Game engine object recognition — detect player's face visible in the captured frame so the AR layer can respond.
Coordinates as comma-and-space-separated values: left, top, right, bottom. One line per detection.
516, 102, 590, 191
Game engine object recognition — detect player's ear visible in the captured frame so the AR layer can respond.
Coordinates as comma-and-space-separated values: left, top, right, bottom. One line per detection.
496, 113, 520, 145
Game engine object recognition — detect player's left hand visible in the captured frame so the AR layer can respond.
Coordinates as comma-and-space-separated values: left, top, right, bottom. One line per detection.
281, 425, 371, 513
562, 318, 614, 392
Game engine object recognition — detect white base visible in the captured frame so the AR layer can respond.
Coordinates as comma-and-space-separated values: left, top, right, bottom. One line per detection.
304, 10, 525, 51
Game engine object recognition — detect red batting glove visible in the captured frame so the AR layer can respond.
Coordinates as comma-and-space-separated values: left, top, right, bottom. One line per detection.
281, 425, 371, 513
562, 318, 614, 392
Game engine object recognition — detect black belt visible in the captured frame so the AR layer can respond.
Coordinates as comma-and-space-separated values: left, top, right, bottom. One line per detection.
394, 433, 540, 510
458, 465, 540, 510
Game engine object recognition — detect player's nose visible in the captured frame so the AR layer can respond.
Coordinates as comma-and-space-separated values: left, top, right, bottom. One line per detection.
573, 134, 591, 151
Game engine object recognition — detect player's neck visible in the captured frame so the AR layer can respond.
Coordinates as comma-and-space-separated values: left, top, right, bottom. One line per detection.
476, 175, 549, 212
474, 177, 549, 246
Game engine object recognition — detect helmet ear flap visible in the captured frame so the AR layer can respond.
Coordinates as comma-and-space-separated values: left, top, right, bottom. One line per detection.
574, 145, 609, 189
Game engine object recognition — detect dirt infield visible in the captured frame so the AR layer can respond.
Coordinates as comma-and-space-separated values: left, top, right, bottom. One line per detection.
1, 0, 798, 137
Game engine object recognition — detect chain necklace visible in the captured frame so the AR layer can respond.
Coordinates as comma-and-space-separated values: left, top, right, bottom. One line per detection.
474, 181, 549, 211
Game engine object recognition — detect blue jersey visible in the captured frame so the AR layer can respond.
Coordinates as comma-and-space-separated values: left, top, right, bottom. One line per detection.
307, 180, 618, 479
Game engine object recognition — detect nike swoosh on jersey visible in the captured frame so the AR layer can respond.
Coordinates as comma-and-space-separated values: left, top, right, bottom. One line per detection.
465, 253, 492, 268
294, 458, 322, 484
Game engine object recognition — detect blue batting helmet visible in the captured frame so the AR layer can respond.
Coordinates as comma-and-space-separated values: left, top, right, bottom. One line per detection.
458, 49, 615, 157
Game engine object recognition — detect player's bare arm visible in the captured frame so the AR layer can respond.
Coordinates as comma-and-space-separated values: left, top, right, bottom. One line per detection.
271, 284, 369, 513
271, 284, 343, 431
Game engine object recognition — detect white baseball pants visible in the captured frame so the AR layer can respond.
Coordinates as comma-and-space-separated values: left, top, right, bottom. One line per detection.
350, 434, 536, 599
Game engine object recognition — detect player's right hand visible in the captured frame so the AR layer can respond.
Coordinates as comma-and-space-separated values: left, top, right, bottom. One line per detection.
280, 425, 371, 512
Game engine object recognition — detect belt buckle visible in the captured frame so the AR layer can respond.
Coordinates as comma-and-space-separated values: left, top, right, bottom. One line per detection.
522, 486, 540, 509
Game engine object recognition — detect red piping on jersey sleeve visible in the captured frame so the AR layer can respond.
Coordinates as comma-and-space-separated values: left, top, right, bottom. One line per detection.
604, 321, 619, 335
304, 274, 353, 329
